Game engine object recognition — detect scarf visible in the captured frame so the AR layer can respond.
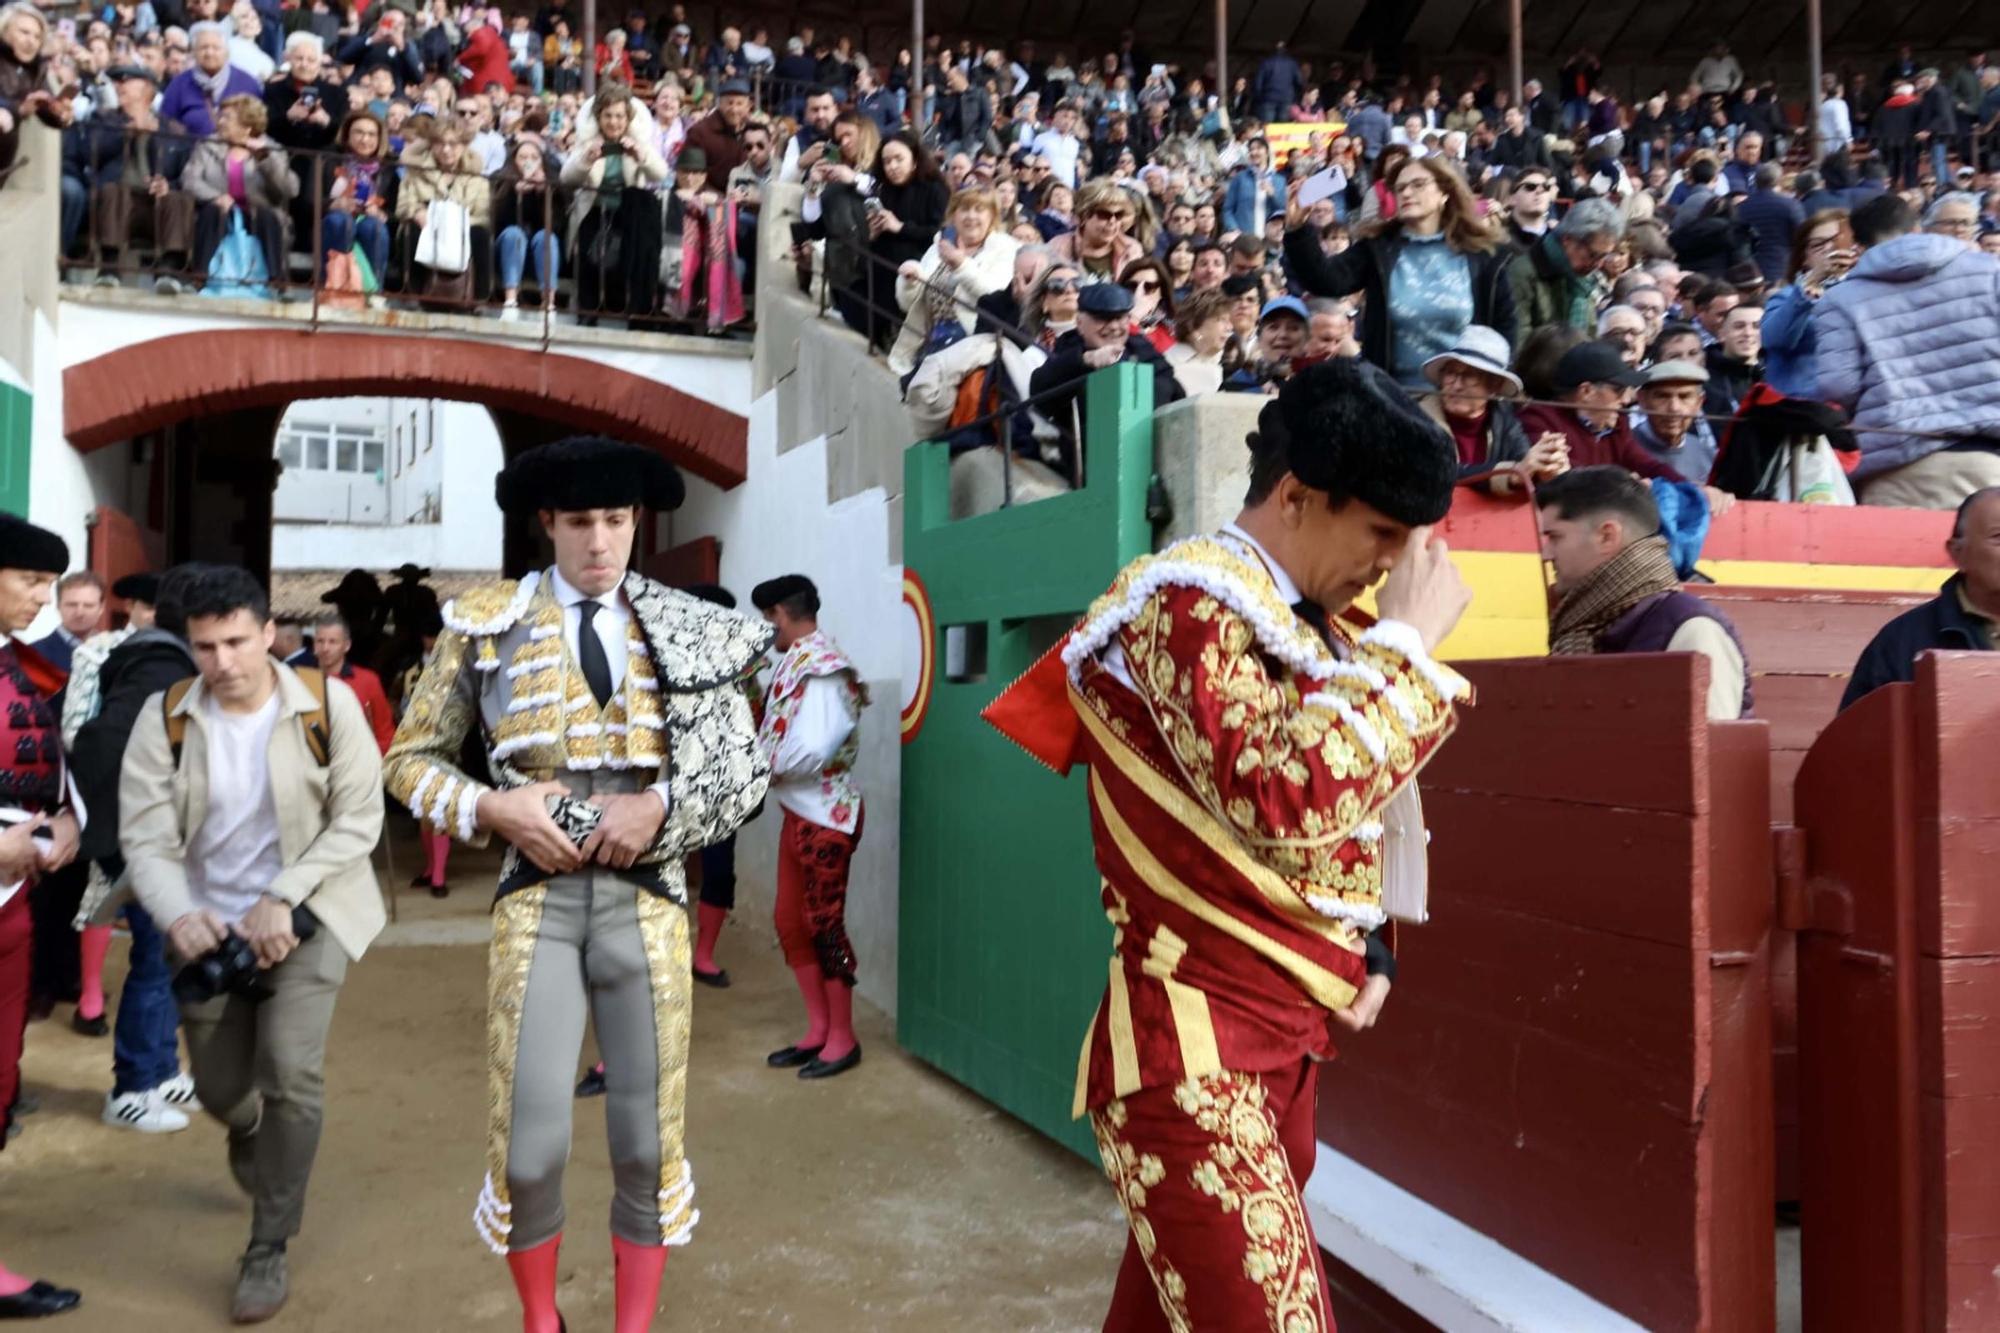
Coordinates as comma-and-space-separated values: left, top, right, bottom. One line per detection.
194, 61, 233, 106
1547, 534, 1682, 655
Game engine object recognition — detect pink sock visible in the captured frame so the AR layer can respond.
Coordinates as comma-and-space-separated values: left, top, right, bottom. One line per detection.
611, 1235, 668, 1333
790, 964, 829, 1048
820, 977, 857, 1062
422, 828, 451, 886
0, 1262, 32, 1298
78, 925, 114, 1021
504, 1234, 562, 1333
693, 904, 726, 974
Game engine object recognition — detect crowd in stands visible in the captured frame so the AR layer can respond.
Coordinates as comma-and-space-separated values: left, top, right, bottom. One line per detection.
6, 1, 1999, 506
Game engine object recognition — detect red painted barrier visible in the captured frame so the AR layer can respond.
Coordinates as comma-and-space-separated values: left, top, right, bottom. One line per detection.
1795, 652, 2000, 1330
1321, 654, 1775, 1331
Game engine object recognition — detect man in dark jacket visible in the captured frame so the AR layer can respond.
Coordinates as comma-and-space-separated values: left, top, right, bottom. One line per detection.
63, 66, 196, 285
1504, 196, 1624, 343
1913, 69, 1956, 185
1029, 282, 1184, 479
1251, 43, 1303, 123
68, 571, 200, 1131
1737, 163, 1805, 284
1841, 487, 1998, 708
1487, 106, 1553, 173
1872, 81, 1922, 188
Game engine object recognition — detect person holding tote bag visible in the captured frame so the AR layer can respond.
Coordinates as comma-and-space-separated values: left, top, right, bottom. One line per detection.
396, 121, 493, 307
186, 95, 297, 298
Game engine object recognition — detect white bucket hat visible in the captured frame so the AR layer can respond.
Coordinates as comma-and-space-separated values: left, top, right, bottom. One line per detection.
1421, 325, 1521, 395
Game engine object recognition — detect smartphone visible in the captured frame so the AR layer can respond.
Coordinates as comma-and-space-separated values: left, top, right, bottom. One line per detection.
863, 196, 883, 215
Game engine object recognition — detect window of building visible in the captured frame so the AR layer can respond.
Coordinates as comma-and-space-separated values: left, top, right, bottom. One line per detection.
276, 421, 390, 477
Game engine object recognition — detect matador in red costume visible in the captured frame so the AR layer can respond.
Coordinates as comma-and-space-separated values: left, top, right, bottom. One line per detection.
989, 360, 1475, 1331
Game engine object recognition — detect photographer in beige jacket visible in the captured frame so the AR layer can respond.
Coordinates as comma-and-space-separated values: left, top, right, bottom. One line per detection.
121, 563, 384, 1325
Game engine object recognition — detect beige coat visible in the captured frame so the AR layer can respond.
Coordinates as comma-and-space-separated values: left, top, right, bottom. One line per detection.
121, 662, 387, 962
397, 159, 494, 228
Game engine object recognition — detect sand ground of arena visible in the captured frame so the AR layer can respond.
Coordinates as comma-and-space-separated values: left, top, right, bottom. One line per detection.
2, 831, 1125, 1332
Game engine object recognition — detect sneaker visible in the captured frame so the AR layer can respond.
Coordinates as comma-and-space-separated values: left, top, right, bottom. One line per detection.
232, 1244, 288, 1324
153, 275, 184, 296
498, 301, 521, 322
157, 1071, 198, 1106
103, 1089, 191, 1133
93, 273, 121, 289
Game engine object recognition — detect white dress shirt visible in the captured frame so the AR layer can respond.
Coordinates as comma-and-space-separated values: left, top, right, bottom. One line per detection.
547, 567, 671, 812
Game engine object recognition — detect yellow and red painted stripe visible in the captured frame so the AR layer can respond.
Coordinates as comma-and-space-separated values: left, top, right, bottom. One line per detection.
1387, 494, 1958, 661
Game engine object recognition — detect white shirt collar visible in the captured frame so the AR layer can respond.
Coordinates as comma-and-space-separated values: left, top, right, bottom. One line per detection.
1220, 522, 1304, 608
547, 566, 627, 615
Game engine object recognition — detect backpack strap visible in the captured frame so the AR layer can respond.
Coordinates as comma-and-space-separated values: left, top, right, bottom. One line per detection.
293, 666, 332, 767
163, 677, 197, 765
161, 669, 332, 767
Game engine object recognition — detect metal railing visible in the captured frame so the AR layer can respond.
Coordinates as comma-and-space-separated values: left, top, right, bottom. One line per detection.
53, 123, 757, 342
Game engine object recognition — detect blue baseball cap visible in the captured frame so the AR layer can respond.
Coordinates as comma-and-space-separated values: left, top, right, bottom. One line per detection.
1259, 295, 1309, 325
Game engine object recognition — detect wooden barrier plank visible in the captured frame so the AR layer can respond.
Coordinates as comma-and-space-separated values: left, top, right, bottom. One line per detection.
1708, 594, 1928, 674
1922, 1091, 2000, 1328
1436, 657, 1702, 814
1426, 790, 1697, 945
1325, 1066, 1702, 1331
1350, 983, 1700, 1130
1914, 654, 2000, 961
1702, 720, 1779, 1324
1920, 956, 2000, 1100
1751, 673, 1850, 753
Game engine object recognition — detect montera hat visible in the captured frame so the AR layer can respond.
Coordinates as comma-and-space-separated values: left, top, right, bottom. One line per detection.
1248, 359, 1458, 527
112, 571, 162, 603
0, 514, 70, 575
494, 436, 686, 516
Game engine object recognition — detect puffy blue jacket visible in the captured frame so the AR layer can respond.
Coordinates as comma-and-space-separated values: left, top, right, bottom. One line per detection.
1813, 234, 2000, 477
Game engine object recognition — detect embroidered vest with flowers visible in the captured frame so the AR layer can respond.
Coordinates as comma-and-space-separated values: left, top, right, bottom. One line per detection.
757, 630, 865, 834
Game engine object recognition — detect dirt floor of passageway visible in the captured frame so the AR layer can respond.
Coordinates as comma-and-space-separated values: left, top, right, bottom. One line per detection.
4, 839, 1124, 1332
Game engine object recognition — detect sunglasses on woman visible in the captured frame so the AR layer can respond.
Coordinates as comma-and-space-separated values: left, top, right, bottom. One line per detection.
1127, 279, 1160, 293
1044, 278, 1081, 293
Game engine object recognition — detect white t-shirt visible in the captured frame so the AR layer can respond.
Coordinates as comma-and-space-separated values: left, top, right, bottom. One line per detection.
189, 691, 285, 925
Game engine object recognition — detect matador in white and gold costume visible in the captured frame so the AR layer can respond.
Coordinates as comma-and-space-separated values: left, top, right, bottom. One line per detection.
384, 437, 772, 1333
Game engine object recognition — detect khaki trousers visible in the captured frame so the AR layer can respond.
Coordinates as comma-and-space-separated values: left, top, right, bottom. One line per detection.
179, 927, 350, 1245
1858, 446, 2000, 510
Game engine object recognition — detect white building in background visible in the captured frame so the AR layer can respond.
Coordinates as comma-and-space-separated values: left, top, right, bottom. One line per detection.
271, 396, 505, 572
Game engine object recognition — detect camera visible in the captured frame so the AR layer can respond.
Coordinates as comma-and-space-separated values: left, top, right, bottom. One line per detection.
173, 906, 320, 1005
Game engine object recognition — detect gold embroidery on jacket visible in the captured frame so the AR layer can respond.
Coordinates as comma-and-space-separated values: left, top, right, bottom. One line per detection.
634, 891, 698, 1244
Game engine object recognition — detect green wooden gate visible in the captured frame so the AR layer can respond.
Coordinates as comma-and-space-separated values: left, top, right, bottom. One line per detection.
896, 364, 1156, 1154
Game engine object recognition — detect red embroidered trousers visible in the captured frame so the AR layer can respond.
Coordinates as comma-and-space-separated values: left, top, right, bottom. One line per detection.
1091, 1057, 1334, 1333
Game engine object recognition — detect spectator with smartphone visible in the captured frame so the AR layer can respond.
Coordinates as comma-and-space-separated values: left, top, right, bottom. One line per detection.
263, 31, 345, 152
2, 1, 78, 177
121, 564, 385, 1325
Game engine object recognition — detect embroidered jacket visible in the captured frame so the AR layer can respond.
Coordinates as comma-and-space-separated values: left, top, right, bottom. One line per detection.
383, 569, 774, 900
0, 641, 65, 816
757, 629, 865, 833
1060, 534, 1469, 1115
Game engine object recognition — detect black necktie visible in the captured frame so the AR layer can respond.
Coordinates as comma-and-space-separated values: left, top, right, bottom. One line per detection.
576, 601, 614, 707
1291, 598, 1332, 647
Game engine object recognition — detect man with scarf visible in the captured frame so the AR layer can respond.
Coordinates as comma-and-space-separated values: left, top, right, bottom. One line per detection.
1536, 466, 1751, 720
383, 437, 772, 1333
985, 360, 1474, 1330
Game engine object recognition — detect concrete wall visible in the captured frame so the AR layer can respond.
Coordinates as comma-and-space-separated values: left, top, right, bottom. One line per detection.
1154, 392, 1261, 544
672, 188, 914, 1014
